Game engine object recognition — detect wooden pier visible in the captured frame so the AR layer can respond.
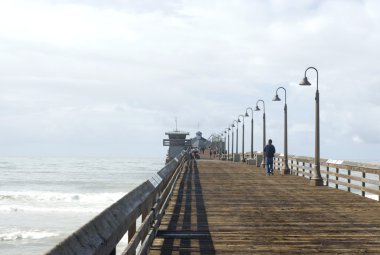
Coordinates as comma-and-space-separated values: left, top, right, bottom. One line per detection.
149, 159, 380, 254
46, 150, 380, 255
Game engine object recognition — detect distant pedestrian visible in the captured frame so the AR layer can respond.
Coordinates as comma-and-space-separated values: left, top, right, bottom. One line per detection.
209, 148, 212, 158
264, 139, 276, 176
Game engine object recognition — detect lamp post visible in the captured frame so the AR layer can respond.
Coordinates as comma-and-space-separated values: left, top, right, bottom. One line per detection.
232, 119, 240, 162
231, 124, 234, 161
238, 114, 245, 162
299, 67, 323, 186
245, 107, 254, 159
220, 132, 224, 157
231, 120, 238, 161
255, 99, 266, 168
273, 86, 290, 174
219, 133, 224, 159
225, 127, 231, 160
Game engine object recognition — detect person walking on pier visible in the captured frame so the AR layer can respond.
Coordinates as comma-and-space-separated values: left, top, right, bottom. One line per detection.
264, 139, 276, 176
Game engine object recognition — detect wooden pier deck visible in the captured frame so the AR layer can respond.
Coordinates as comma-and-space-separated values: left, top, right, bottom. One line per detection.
149, 159, 380, 254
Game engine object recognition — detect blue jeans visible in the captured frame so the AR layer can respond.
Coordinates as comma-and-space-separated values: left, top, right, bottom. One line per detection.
266, 157, 274, 175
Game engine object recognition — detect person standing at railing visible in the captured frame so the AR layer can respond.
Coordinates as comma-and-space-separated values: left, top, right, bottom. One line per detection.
264, 139, 276, 176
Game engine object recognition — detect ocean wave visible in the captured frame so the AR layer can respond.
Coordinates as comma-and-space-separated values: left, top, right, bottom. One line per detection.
0, 191, 125, 204
0, 230, 59, 241
0, 204, 104, 213
0, 191, 126, 213
366, 194, 379, 201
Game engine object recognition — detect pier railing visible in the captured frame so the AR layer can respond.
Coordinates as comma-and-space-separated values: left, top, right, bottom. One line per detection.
273, 154, 380, 200
46, 150, 188, 255
225, 151, 380, 200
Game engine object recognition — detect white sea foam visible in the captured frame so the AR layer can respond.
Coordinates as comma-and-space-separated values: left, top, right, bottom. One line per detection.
0, 191, 125, 203
0, 191, 126, 213
366, 194, 379, 201
0, 230, 59, 241
0, 204, 103, 213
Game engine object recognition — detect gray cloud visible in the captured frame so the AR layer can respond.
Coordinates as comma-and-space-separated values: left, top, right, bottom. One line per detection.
0, 0, 380, 161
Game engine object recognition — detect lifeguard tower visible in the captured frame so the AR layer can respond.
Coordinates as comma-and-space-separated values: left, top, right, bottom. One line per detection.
163, 119, 190, 163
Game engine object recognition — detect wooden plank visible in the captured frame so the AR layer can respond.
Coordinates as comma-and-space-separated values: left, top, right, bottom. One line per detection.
149, 160, 380, 254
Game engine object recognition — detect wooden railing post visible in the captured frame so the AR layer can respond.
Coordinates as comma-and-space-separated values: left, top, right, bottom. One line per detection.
281, 157, 284, 172
296, 160, 299, 176
309, 163, 312, 180
290, 159, 293, 175
335, 168, 339, 189
302, 162, 305, 177
142, 208, 148, 222
128, 223, 136, 243
274, 157, 277, 171
140, 206, 150, 242
274, 157, 279, 170
362, 172, 366, 197
326, 166, 329, 187
347, 169, 351, 193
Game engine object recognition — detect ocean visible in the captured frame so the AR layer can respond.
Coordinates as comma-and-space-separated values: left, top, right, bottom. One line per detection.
0, 157, 164, 255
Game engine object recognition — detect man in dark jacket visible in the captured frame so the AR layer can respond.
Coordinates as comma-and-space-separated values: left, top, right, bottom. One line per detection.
264, 139, 276, 175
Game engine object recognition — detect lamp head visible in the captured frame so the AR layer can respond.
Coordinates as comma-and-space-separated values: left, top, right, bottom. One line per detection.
238, 118, 241, 123
245, 112, 249, 117
232, 124, 235, 127
272, 94, 281, 101
299, 76, 311, 86
254, 105, 261, 111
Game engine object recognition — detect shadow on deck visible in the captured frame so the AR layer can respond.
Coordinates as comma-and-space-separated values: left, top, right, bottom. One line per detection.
149, 159, 380, 254
151, 160, 215, 254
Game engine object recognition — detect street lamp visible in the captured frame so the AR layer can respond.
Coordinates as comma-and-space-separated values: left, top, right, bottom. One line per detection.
219, 132, 224, 159
231, 120, 239, 161
299, 67, 323, 186
225, 127, 231, 160
238, 114, 245, 162
220, 132, 224, 156
273, 86, 290, 174
232, 119, 240, 162
245, 107, 254, 159
255, 99, 266, 168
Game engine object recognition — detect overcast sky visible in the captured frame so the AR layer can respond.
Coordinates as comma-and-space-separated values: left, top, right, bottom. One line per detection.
0, 0, 379, 161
